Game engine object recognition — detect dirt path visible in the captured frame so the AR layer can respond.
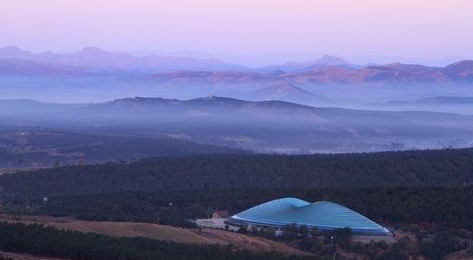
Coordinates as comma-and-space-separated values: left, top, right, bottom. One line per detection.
0, 250, 70, 260
444, 247, 473, 260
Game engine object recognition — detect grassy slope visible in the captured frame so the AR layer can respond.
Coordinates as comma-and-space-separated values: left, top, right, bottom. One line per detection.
0, 214, 307, 256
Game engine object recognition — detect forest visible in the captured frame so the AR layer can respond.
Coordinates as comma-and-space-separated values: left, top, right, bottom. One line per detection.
0, 128, 243, 169
30, 186, 473, 229
0, 148, 471, 200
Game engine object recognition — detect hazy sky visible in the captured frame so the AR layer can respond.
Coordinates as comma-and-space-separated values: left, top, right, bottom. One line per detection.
1, 0, 472, 65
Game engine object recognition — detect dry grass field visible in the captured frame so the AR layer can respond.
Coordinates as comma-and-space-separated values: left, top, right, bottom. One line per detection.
0, 214, 308, 256
0, 250, 70, 260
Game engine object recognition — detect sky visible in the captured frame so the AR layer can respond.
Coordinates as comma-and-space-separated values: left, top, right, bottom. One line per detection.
1, 0, 472, 66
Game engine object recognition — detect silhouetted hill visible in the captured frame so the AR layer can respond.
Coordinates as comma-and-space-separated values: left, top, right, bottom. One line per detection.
442, 60, 473, 81
251, 83, 325, 103
260, 55, 356, 72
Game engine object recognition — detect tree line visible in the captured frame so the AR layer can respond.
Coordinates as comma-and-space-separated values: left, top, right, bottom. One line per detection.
1, 148, 471, 200
29, 186, 473, 229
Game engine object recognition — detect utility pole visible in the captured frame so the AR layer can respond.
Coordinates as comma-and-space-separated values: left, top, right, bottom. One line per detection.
331, 235, 335, 260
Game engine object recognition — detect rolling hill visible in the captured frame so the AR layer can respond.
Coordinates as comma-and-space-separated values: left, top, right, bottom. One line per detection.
1, 97, 472, 153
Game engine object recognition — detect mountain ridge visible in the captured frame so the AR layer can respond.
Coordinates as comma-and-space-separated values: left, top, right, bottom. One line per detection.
0, 46, 471, 106
0, 46, 250, 73
2, 46, 471, 84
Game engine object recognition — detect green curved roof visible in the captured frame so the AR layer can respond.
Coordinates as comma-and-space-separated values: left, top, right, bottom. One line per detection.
230, 198, 389, 235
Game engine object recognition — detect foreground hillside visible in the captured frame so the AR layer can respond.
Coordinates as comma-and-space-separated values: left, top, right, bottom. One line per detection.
0, 148, 471, 199
0, 214, 306, 256
0, 221, 305, 260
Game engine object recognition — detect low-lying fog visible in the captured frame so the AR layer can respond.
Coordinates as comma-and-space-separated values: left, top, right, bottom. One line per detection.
0, 95, 471, 155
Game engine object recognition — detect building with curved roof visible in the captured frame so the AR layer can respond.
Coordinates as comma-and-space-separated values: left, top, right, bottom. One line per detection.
226, 198, 390, 236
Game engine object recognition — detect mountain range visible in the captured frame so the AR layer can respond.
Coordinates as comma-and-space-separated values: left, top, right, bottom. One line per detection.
0, 46, 249, 74
147, 60, 472, 85
0, 46, 471, 107
1, 46, 471, 83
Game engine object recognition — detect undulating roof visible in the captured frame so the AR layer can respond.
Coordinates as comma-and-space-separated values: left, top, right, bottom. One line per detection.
229, 198, 389, 235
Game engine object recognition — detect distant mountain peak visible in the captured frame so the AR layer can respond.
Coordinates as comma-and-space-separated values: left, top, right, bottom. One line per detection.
314, 54, 351, 66
191, 96, 244, 103
260, 55, 355, 73
113, 97, 170, 103
0, 45, 22, 52
444, 60, 473, 68
77, 47, 110, 56
442, 60, 473, 81
0, 45, 32, 57
196, 95, 218, 100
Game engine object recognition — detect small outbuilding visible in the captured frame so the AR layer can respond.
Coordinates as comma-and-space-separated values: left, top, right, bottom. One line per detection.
212, 210, 230, 219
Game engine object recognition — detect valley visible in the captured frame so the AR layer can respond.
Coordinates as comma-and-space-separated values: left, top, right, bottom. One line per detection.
0, 97, 471, 163
0, 127, 243, 170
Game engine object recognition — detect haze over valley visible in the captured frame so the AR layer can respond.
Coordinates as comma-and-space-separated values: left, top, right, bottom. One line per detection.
1, 46, 471, 113
1, 96, 472, 158
0, 46, 472, 169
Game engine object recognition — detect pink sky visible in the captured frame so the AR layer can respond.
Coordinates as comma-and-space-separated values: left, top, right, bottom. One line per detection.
1, 0, 472, 64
